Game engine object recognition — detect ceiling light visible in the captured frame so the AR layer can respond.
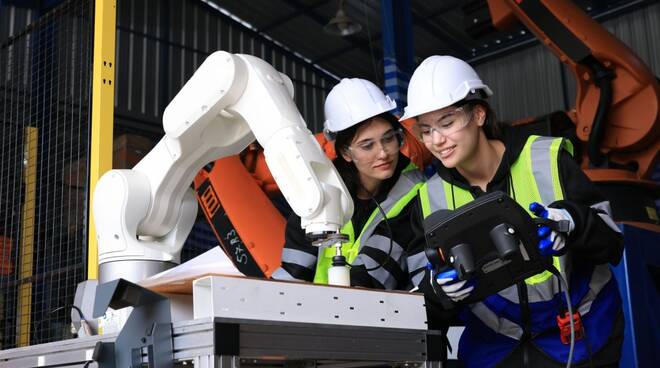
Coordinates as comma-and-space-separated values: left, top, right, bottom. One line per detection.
324, 0, 362, 37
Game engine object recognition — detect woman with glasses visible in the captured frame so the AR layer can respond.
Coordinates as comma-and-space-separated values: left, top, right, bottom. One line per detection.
404, 56, 624, 367
272, 78, 428, 291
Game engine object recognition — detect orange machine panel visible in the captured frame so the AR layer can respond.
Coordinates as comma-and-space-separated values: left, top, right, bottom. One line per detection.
194, 128, 432, 278
194, 155, 286, 278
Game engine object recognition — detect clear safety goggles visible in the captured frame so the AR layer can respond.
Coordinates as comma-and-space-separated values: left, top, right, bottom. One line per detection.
347, 129, 403, 163
416, 106, 472, 142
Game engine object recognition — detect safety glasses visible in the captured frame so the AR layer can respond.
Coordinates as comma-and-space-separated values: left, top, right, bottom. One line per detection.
347, 129, 403, 163
416, 106, 472, 142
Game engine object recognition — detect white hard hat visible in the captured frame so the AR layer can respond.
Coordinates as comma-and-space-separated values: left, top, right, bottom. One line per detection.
400, 55, 493, 121
324, 78, 396, 135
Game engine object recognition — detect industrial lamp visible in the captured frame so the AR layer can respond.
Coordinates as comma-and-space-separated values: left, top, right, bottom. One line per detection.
324, 0, 362, 36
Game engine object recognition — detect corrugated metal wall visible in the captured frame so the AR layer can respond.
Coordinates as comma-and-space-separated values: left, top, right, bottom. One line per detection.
474, 2, 660, 123
113, 0, 337, 136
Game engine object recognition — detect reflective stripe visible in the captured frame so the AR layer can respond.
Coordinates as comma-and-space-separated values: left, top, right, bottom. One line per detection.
358, 234, 406, 289
577, 264, 613, 316
352, 236, 402, 290
357, 166, 425, 248
518, 136, 568, 285
281, 248, 317, 269
591, 201, 621, 233
470, 302, 523, 340
362, 234, 406, 264
498, 270, 557, 303
530, 136, 557, 205
407, 250, 429, 275
407, 250, 429, 288
314, 162, 424, 284
271, 267, 303, 281
411, 271, 425, 287
471, 266, 613, 342
351, 254, 396, 288
497, 255, 570, 304
420, 175, 449, 218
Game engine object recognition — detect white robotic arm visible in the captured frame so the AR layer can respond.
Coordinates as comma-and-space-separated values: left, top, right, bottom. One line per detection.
93, 51, 353, 283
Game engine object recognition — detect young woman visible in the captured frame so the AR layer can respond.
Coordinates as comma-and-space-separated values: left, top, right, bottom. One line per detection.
271, 78, 427, 290
403, 56, 624, 367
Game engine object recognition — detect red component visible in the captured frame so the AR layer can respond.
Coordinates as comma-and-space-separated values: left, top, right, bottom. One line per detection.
556, 311, 585, 344
0, 235, 13, 275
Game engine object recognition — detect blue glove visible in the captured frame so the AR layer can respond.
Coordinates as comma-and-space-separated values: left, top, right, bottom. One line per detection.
529, 202, 575, 256
434, 268, 475, 302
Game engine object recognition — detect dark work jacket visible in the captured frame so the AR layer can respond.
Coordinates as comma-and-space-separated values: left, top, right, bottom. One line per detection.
409, 126, 624, 355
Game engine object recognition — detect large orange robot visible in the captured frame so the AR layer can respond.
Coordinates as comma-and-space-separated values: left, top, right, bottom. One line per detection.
486, 0, 659, 228
195, 0, 659, 277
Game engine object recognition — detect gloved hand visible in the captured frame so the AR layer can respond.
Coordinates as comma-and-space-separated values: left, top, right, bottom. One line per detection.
435, 268, 475, 302
529, 202, 575, 256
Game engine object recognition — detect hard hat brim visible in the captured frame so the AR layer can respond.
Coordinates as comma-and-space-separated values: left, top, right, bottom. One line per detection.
400, 85, 493, 121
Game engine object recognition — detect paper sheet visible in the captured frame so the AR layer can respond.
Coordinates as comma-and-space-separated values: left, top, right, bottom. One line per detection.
139, 246, 244, 294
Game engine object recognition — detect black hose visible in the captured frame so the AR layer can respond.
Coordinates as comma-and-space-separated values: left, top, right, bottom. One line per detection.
584, 58, 615, 167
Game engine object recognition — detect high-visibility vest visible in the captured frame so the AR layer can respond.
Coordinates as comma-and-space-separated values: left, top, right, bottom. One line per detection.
313, 163, 425, 285
419, 135, 620, 367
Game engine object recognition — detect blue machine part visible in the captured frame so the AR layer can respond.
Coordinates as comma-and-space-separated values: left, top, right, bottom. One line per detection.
611, 224, 660, 367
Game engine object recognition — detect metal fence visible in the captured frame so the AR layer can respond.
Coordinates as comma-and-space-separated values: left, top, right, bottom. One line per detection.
0, 0, 93, 348
0, 0, 338, 348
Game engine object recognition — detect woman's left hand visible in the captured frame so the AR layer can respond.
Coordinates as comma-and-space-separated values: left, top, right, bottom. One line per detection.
530, 202, 575, 256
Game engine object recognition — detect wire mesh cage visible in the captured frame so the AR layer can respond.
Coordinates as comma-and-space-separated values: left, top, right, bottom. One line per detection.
0, 0, 93, 348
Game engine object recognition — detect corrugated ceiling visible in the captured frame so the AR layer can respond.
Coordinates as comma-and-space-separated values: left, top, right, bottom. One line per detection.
202, 0, 652, 84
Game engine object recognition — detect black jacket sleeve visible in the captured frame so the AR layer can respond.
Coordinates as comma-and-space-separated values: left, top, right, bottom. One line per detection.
407, 198, 461, 329
272, 214, 318, 282
549, 151, 624, 265
350, 199, 418, 290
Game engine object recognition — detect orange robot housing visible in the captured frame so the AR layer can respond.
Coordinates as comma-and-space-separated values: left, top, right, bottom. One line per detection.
193, 122, 432, 277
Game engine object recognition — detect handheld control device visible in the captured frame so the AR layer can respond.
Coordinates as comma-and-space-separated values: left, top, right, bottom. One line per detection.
424, 191, 551, 304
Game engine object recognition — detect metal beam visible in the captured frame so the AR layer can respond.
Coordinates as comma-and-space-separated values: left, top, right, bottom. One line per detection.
198, 0, 340, 82
410, 8, 474, 56
280, 0, 382, 63
261, 0, 327, 32
314, 1, 467, 64
312, 34, 382, 63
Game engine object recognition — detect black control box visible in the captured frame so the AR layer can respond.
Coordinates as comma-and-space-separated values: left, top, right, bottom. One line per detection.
423, 191, 551, 304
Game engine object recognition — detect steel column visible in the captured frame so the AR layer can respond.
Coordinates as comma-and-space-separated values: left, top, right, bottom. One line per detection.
88, 0, 117, 280
380, 0, 414, 116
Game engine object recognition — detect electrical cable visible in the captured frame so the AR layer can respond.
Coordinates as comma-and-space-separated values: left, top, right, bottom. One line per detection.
548, 266, 575, 368
33, 304, 89, 341
363, 193, 394, 272
51, 304, 93, 336
354, 145, 403, 274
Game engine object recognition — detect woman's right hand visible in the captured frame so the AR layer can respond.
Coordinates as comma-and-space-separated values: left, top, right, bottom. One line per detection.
435, 269, 475, 302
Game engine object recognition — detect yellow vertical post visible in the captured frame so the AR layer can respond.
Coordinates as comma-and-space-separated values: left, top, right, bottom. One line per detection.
16, 127, 38, 347
88, 0, 117, 280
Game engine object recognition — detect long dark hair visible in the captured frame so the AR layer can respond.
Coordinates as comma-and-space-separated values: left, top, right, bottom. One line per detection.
333, 112, 402, 197
459, 99, 502, 140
